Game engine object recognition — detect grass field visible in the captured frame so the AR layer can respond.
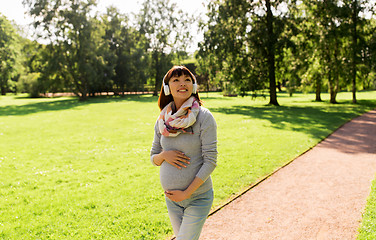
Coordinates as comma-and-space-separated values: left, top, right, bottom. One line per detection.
358, 178, 376, 240
0, 91, 375, 239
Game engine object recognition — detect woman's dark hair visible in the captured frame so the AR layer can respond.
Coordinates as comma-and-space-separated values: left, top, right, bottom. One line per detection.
158, 66, 202, 110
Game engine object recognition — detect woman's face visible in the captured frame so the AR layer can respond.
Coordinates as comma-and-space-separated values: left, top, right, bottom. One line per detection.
168, 74, 194, 102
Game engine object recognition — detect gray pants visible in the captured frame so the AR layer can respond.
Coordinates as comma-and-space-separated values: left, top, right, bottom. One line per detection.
165, 189, 214, 240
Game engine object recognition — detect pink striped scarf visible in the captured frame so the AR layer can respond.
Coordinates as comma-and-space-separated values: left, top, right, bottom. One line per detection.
158, 96, 200, 137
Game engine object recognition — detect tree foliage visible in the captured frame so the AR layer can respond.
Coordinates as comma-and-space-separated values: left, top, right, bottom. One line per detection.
18, 0, 192, 99
197, 0, 375, 105
0, 14, 19, 95
23, 0, 109, 99
137, 0, 193, 95
0, 0, 375, 102
298, 0, 375, 103
197, 0, 299, 105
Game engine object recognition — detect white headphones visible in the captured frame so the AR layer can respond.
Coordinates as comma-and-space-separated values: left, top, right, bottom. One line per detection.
162, 73, 197, 96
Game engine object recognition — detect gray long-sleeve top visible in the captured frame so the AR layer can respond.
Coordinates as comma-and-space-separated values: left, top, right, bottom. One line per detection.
150, 106, 217, 196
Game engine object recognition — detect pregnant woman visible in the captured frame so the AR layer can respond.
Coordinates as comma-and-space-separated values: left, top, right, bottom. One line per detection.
150, 65, 217, 240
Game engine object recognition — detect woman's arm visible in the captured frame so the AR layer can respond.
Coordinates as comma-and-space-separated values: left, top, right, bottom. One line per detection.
196, 110, 217, 181
150, 122, 163, 166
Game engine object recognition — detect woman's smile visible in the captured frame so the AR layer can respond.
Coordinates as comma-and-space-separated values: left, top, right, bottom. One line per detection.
177, 88, 188, 92
168, 74, 194, 108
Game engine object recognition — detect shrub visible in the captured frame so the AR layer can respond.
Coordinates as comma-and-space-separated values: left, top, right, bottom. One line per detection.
17, 73, 41, 97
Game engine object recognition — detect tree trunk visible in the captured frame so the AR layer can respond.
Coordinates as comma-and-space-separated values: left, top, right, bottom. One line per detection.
315, 77, 322, 101
121, 83, 125, 97
330, 91, 337, 103
153, 51, 160, 96
79, 90, 88, 101
0, 78, 7, 95
265, 0, 279, 106
325, 45, 336, 103
328, 64, 339, 104
331, 34, 340, 104
328, 73, 337, 104
76, 76, 88, 101
351, 0, 358, 103
326, 15, 340, 104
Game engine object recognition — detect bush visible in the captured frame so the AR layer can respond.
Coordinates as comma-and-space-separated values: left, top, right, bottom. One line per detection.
222, 81, 238, 97
7, 79, 18, 93
17, 73, 41, 98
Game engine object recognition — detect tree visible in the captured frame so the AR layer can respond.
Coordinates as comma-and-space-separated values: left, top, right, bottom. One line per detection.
102, 7, 148, 95
303, 0, 374, 103
293, 1, 325, 101
368, 19, 376, 89
197, 0, 250, 96
23, 0, 113, 100
254, 0, 300, 105
265, 0, 278, 105
137, 0, 192, 95
343, 0, 375, 103
0, 14, 18, 95
350, 0, 359, 103
198, 0, 299, 105
17, 39, 54, 97
303, 0, 346, 103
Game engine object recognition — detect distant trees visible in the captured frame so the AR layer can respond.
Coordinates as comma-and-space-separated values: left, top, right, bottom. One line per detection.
102, 7, 148, 96
197, 0, 298, 105
197, 0, 253, 97
0, 0, 375, 103
137, 0, 192, 95
299, 0, 375, 103
0, 15, 19, 95
305, 0, 345, 104
18, 0, 192, 99
23, 0, 115, 100
197, 0, 376, 104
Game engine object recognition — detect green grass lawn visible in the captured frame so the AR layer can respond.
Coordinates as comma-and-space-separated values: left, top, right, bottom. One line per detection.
0, 91, 375, 239
358, 178, 376, 240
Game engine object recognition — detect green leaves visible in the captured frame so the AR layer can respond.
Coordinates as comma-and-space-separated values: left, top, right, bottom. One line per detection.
198, 0, 376, 104
0, 15, 19, 95
198, 0, 291, 104
137, 0, 193, 94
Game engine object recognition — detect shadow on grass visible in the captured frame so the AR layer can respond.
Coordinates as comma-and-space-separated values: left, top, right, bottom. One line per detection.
201, 96, 235, 101
211, 101, 376, 141
0, 94, 158, 116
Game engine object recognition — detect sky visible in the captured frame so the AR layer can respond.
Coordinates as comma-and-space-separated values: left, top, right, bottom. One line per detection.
0, 0, 207, 52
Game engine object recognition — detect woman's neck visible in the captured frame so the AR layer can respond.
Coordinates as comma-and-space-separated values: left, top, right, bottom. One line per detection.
173, 98, 187, 110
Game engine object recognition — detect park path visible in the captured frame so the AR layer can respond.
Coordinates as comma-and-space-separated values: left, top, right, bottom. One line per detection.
199, 109, 376, 240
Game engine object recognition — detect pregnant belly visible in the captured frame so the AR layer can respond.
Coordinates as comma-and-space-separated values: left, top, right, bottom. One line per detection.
159, 161, 201, 191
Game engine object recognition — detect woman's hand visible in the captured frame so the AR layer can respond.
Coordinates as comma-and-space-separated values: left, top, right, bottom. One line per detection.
165, 190, 191, 202
164, 177, 204, 202
160, 150, 190, 169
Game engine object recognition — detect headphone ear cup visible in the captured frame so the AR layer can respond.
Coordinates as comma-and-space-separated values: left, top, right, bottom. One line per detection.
192, 74, 198, 94
192, 83, 197, 94
163, 83, 170, 95
162, 72, 170, 95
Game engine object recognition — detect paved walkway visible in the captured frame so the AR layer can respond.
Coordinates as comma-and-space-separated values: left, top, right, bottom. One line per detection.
200, 109, 376, 240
